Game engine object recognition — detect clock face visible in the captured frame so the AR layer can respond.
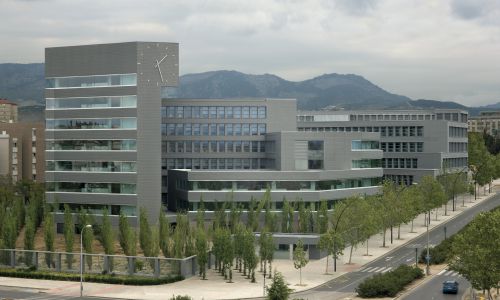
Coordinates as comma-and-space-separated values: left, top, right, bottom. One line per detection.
138, 43, 179, 87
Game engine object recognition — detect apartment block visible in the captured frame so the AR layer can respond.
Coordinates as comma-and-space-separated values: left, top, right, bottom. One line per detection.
0, 99, 18, 123
468, 111, 500, 136
0, 122, 45, 182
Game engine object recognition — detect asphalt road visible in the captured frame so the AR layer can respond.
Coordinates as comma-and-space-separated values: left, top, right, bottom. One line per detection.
0, 285, 130, 300
295, 192, 500, 300
402, 268, 470, 300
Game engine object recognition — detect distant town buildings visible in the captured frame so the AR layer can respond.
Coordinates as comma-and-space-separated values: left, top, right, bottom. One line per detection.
0, 122, 44, 182
468, 111, 500, 136
0, 98, 18, 123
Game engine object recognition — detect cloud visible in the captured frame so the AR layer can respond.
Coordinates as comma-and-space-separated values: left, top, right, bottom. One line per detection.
450, 0, 500, 25
1, 0, 500, 106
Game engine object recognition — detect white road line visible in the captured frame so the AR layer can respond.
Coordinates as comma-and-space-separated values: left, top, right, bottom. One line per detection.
371, 267, 383, 272
437, 269, 447, 275
444, 270, 453, 276
362, 267, 375, 272
381, 267, 392, 273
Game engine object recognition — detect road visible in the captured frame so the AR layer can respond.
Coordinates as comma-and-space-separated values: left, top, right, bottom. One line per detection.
295, 192, 500, 300
0, 285, 127, 300
402, 268, 470, 300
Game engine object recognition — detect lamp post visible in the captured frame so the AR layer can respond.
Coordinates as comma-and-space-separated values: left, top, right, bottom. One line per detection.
81, 224, 92, 297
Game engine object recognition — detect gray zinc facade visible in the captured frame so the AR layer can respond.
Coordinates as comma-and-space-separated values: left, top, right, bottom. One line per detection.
45, 42, 178, 222
297, 109, 469, 185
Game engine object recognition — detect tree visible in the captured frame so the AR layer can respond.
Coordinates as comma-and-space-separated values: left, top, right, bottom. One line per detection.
469, 132, 492, 199
79, 210, 94, 270
23, 215, 35, 266
418, 176, 446, 225
259, 231, 275, 279
293, 239, 309, 286
266, 271, 293, 300
44, 208, 55, 268
195, 228, 208, 279
63, 204, 74, 269
318, 232, 333, 274
196, 197, 205, 229
139, 207, 153, 256
242, 228, 258, 282
449, 209, 500, 298
101, 209, 115, 271
316, 200, 329, 234
119, 212, 133, 256
159, 211, 171, 257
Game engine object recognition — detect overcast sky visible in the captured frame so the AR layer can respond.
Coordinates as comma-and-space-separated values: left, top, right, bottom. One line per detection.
1, 0, 500, 106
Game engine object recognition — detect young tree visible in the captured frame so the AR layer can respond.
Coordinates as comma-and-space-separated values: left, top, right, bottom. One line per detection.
196, 196, 205, 229
281, 198, 290, 233
316, 200, 329, 234
293, 239, 309, 286
101, 209, 115, 271
418, 175, 446, 225
449, 209, 500, 298
247, 197, 257, 231
23, 215, 35, 266
266, 271, 293, 300
139, 207, 153, 256
318, 232, 333, 274
44, 208, 55, 268
159, 211, 171, 257
195, 228, 208, 279
63, 204, 74, 269
118, 212, 136, 256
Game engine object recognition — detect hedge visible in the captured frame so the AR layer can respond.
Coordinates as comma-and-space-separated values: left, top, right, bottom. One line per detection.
0, 268, 184, 285
356, 265, 424, 298
418, 236, 455, 265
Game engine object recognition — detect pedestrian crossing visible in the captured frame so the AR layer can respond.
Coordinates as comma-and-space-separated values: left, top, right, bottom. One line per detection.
437, 269, 461, 277
358, 266, 393, 273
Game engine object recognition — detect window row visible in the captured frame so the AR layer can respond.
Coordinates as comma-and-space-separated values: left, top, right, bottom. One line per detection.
380, 142, 423, 152
442, 157, 468, 169
381, 126, 423, 137
56, 203, 136, 217
163, 105, 266, 119
162, 123, 266, 136
449, 126, 468, 138
382, 158, 418, 169
46, 118, 137, 130
349, 114, 433, 121
351, 140, 380, 150
46, 95, 137, 110
449, 142, 468, 153
178, 177, 381, 191
163, 158, 273, 170
46, 182, 136, 194
163, 140, 269, 153
46, 161, 136, 172
46, 139, 137, 151
384, 175, 414, 186
46, 74, 136, 89
352, 159, 382, 168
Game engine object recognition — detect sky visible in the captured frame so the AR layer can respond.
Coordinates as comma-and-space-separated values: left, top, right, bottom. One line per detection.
1, 0, 500, 106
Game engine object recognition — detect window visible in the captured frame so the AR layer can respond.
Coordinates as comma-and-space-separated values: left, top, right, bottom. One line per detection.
308, 140, 324, 150
258, 106, 266, 119
46, 74, 137, 89
210, 124, 217, 136
226, 123, 233, 135
200, 107, 209, 118
258, 124, 266, 135
225, 107, 233, 119
233, 107, 241, 118
308, 160, 323, 169
184, 106, 192, 118
242, 124, 250, 135
242, 107, 250, 118
46, 96, 137, 110
209, 107, 217, 119
217, 107, 225, 119
250, 107, 258, 119
46, 118, 137, 130
250, 123, 258, 136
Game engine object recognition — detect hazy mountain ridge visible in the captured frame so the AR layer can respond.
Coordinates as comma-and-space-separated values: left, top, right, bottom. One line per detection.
0, 63, 498, 118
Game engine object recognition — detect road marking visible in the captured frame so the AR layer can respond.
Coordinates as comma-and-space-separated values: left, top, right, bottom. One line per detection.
444, 270, 453, 276
372, 267, 384, 272
438, 269, 447, 275
406, 258, 413, 262
385, 256, 394, 261
362, 267, 375, 272
381, 267, 392, 273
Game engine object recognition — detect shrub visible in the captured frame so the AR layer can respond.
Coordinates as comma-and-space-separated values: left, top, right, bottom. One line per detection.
0, 268, 183, 285
419, 234, 456, 265
356, 265, 423, 298
169, 296, 192, 300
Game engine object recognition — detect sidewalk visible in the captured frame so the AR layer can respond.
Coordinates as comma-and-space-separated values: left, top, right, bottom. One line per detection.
1, 183, 498, 300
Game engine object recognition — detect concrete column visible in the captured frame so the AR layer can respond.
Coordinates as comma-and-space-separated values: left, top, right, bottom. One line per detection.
128, 257, 135, 275
289, 244, 293, 260
104, 255, 109, 273
56, 253, 61, 271
34, 252, 39, 270
154, 258, 160, 278
10, 250, 15, 268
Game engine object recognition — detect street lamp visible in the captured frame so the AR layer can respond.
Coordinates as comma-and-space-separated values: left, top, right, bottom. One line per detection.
81, 224, 92, 297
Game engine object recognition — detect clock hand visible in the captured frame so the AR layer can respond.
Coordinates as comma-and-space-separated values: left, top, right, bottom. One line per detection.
157, 53, 169, 65
156, 59, 164, 82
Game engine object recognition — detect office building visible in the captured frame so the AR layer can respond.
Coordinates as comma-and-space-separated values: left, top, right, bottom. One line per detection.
164, 99, 383, 211
0, 122, 45, 182
0, 99, 18, 123
297, 109, 469, 185
45, 42, 179, 220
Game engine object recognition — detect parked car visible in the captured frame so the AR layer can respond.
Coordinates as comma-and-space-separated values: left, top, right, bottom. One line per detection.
443, 280, 459, 294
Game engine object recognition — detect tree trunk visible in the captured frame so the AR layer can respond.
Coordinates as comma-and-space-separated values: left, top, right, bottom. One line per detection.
382, 228, 386, 247
268, 260, 272, 279
348, 245, 354, 264
410, 219, 415, 233
365, 239, 369, 255
299, 267, 302, 285
325, 255, 329, 274
397, 224, 401, 239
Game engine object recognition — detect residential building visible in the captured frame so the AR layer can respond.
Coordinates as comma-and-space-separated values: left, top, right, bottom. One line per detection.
0, 99, 18, 123
297, 109, 469, 185
468, 111, 500, 136
0, 122, 45, 182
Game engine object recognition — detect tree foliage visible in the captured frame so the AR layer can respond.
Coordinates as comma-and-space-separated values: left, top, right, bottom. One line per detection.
293, 239, 308, 285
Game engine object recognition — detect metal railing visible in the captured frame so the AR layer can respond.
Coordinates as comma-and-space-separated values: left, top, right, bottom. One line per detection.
0, 249, 198, 278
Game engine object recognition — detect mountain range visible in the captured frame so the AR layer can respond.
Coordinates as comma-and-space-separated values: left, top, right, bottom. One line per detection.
1, 63, 498, 122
